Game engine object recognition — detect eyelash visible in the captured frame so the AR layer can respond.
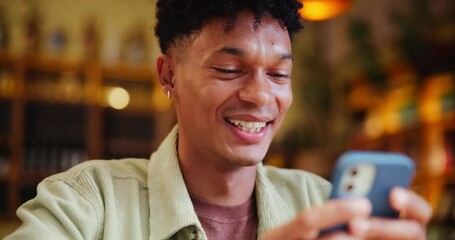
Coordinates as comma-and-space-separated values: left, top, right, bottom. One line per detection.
212, 67, 290, 81
213, 67, 241, 74
268, 73, 290, 79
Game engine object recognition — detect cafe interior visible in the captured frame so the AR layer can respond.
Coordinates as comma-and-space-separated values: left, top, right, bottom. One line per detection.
0, 0, 454, 238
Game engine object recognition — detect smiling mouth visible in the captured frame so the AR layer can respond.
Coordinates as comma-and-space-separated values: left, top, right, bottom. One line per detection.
225, 118, 268, 133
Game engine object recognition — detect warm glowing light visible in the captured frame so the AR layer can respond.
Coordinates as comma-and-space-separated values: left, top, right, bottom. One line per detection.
105, 87, 130, 110
419, 73, 454, 123
299, 0, 351, 21
383, 111, 401, 134
420, 98, 442, 123
364, 114, 383, 139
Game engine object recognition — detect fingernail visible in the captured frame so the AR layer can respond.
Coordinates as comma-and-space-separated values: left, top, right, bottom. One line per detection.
392, 187, 409, 209
351, 218, 370, 235
350, 198, 372, 215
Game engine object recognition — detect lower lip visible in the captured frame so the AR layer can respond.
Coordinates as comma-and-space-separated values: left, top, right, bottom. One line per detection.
227, 122, 269, 143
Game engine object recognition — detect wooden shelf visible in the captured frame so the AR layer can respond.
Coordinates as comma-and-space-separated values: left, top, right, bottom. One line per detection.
101, 105, 155, 115
22, 55, 85, 73
22, 97, 89, 106
103, 62, 156, 82
0, 52, 175, 217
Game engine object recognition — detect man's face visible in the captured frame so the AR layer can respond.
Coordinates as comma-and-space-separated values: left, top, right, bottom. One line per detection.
171, 10, 293, 168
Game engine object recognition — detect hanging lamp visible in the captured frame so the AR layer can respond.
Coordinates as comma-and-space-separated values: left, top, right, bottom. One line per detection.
299, 0, 352, 21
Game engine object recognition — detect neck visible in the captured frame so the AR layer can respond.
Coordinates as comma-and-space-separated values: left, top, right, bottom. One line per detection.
178, 148, 258, 207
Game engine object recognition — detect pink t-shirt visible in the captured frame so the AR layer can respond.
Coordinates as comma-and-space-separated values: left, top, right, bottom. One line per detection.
190, 194, 258, 240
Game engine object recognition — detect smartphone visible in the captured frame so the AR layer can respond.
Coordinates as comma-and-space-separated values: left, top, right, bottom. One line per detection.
321, 150, 415, 234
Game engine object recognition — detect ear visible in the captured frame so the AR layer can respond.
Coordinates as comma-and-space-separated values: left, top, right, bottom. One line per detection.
156, 55, 175, 95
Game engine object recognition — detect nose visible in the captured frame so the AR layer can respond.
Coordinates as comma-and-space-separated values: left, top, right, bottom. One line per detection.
238, 72, 272, 106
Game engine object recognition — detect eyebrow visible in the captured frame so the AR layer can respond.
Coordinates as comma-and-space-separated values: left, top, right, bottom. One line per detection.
216, 46, 293, 60
217, 47, 246, 57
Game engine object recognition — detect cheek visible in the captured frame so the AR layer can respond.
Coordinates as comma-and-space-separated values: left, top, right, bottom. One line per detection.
275, 85, 293, 114
175, 68, 205, 101
177, 77, 230, 117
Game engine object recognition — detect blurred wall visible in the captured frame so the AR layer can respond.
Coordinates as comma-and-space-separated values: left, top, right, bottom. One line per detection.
1, 0, 160, 63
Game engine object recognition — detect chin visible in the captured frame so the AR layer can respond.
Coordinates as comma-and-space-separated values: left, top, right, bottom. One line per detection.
221, 139, 272, 167
228, 149, 267, 167
236, 158, 263, 167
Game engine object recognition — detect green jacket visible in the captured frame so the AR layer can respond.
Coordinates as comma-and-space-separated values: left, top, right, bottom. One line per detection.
6, 126, 331, 240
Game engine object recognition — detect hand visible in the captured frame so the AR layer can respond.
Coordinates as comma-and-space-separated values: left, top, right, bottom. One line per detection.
262, 198, 372, 239
349, 187, 433, 240
262, 187, 432, 240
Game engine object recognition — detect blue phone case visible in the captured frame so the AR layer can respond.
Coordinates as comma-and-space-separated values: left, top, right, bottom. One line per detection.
321, 151, 415, 235
330, 151, 415, 217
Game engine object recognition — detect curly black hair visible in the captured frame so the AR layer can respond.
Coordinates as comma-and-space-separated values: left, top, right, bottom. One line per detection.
155, 0, 304, 54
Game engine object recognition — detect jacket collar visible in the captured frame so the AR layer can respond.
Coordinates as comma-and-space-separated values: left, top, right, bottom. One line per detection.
255, 163, 294, 238
147, 125, 294, 240
148, 126, 201, 240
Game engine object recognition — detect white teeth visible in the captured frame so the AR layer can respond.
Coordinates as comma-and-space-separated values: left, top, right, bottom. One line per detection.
252, 122, 262, 129
226, 118, 267, 133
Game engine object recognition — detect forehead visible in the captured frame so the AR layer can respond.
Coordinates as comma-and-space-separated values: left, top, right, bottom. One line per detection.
182, 10, 291, 58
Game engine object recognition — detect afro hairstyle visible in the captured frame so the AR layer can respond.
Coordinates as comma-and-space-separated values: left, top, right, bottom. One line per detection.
155, 0, 304, 54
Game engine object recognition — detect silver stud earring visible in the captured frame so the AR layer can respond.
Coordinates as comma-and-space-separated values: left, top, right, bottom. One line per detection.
167, 90, 171, 100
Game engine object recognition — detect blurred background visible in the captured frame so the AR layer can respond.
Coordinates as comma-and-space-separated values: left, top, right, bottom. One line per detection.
0, 0, 454, 238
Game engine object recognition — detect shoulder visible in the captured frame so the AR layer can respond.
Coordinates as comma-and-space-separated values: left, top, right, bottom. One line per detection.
262, 165, 332, 206
9, 159, 149, 239
44, 158, 149, 189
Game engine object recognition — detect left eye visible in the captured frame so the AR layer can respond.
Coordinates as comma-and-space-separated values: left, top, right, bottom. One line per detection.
267, 73, 291, 83
212, 67, 242, 74
268, 73, 290, 79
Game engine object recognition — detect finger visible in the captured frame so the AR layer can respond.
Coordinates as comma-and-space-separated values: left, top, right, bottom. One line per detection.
390, 187, 433, 225
295, 198, 371, 230
261, 198, 371, 240
349, 217, 426, 240
319, 231, 362, 240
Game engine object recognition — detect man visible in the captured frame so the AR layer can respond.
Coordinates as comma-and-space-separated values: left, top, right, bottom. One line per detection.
7, 0, 432, 239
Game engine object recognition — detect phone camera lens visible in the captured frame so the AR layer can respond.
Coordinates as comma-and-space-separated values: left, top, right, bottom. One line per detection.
350, 168, 358, 176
